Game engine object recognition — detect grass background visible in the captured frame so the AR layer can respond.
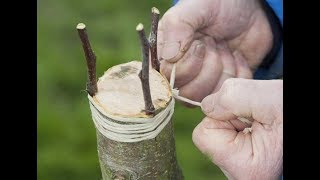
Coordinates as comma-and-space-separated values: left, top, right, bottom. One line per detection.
37, 0, 226, 179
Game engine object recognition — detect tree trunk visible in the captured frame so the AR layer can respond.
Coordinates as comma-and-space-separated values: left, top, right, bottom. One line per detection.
89, 61, 183, 180
96, 119, 183, 179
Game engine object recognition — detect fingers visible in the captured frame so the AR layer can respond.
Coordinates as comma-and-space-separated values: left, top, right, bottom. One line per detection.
178, 45, 223, 102
158, 0, 211, 63
158, 6, 195, 62
160, 40, 206, 88
229, 119, 250, 131
211, 42, 237, 94
233, 50, 253, 79
201, 78, 283, 124
192, 117, 253, 165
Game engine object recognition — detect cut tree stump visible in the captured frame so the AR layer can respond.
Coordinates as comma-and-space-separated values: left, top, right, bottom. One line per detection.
91, 61, 183, 179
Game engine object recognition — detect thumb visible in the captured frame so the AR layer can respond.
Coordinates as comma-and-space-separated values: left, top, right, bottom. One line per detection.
192, 117, 253, 166
201, 78, 283, 124
158, 1, 206, 62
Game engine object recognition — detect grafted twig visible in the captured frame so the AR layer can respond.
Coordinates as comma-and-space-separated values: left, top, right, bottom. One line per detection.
76, 23, 98, 96
136, 23, 155, 115
149, 7, 160, 72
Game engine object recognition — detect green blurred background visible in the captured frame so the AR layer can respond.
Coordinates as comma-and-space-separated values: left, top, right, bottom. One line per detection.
37, 0, 225, 179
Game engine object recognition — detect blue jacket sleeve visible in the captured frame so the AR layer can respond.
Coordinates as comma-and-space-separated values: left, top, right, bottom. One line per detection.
254, 0, 283, 79
173, 0, 283, 80
265, 0, 283, 25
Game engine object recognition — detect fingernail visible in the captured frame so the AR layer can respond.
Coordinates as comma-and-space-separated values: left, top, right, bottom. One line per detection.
201, 95, 214, 114
160, 41, 181, 60
193, 43, 205, 58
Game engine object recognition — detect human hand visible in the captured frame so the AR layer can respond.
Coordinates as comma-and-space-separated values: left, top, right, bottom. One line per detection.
158, 0, 273, 103
192, 78, 283, 180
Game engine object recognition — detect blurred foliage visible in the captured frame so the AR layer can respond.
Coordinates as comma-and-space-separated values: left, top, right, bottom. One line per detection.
37, 0, 225, 179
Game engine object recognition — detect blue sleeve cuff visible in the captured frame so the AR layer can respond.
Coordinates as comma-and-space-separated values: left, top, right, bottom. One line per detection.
254, 44, 283, 79
254, 0, 283, 79
266, 0, 283, 25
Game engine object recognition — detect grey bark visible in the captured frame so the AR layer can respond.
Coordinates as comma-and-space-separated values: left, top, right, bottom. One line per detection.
96, 118, 183, 180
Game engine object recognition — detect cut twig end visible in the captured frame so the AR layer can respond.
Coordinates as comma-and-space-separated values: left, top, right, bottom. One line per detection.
151, 7, 160, 14
136, 22, 155, 115
136, 23, 144, 31
76, 23, 86, 30
150, 7, 161, 72
77, 23, 98, 97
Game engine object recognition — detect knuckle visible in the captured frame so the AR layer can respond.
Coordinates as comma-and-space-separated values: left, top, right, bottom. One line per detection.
218, 78, 237, 103
192, 118, 211, 149
161, 10, 180, 27
192, 122, 204, 148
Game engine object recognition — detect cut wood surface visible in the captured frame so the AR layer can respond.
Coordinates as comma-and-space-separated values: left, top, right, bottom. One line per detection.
93, 61, 172, 118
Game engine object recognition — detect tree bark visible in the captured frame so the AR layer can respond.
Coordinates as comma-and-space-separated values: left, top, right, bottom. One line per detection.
90, 61, 183, 180
96, 118, 183, 180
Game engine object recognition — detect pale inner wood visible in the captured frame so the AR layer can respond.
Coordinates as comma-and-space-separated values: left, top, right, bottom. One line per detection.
93, 61, 172, 118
